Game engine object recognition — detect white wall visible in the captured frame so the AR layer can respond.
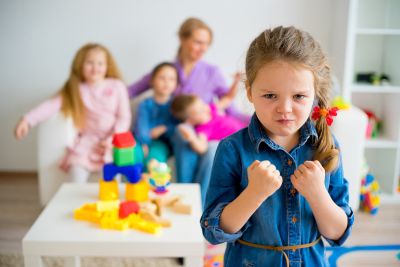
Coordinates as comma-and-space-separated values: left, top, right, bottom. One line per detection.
0, 0, 336, 171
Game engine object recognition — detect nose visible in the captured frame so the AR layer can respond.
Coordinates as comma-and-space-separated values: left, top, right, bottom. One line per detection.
276, 99, 292, 113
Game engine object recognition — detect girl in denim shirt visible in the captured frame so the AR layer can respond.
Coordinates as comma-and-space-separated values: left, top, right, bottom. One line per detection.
201, 26, 354, 267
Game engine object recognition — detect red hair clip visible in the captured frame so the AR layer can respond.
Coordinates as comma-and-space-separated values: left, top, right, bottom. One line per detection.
311, 106, 339, 126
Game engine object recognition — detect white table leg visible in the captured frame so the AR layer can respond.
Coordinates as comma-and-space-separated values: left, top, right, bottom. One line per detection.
24, 255, 43, 267
65, 256, 81, 267
184, 256, 203, 267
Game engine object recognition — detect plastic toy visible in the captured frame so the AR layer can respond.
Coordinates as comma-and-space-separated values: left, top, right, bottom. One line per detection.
363, 109, 381, 139
147, 159, 171, 194
359, 159, 381, 215
331, 96, 351, 110
204, 254, 224, 267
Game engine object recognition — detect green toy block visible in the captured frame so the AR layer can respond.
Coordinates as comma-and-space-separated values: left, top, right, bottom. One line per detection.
113, 147, 135, 166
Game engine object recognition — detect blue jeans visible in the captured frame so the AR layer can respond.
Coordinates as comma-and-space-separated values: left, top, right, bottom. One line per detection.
171, 130, 218, 206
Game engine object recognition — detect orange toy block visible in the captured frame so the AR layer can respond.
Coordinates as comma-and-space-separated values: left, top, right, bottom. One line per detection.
126, 179, 150, 202
99, 179, 119, 201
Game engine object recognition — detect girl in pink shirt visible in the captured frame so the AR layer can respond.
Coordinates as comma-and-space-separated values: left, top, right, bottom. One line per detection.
170, 94, 246, 154
14, 43, 131, 183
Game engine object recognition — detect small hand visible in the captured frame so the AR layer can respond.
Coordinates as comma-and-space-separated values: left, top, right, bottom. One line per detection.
150, 125, 167, 139
290, 160, 326, 201
178, 123, 196, 142
247, 160, 282, 202
14, 117, 30, 140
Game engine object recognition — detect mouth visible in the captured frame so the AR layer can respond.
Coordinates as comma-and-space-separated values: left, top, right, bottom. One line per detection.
276, 119, 294, 124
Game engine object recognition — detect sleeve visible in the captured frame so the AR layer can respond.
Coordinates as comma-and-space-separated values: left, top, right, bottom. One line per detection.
127, 72, 152, 98
133, 100, 152, 145
24, 95, 63, 127
324, 138, 355, 246
200, 139, 251, 244
113, 81, 132, 133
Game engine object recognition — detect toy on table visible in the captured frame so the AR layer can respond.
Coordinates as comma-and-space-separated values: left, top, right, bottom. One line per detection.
147, 159, 171, 194
73, 132, 192, 234
359, 159, 381, 215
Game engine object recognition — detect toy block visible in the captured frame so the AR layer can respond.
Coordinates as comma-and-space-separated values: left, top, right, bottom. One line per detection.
139, 201, 157, 214
128, 214, 161, 234
171, 201, 192, 215
96, 200, 120, 212
100, 216, 130, 231
99, 179, 119, 201
151, 198, 162, 217
119, 201, 140, 219
154, 195, 181, 207
74, 203, 102, 223
104, 163, 142, 183
113, 147, 135, 166
126, 179, 150, 202
112, 132, 136, 148
139, 210, 171, 228
103, 163, 118, 181
123, 163, 143, 183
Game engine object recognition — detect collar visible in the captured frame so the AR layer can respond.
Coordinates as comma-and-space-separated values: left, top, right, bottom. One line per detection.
248, 114, 318, 153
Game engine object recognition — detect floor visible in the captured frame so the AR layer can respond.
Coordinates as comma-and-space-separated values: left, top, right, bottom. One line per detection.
0, 173, 399, 266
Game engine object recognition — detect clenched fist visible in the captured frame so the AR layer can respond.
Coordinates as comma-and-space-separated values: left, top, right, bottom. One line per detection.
247, 160, 283, 202
290, 160, 326, 201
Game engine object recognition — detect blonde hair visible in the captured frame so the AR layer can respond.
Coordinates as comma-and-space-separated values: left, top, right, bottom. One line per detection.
59, 43, 122, 129
170, 94, 198, 121
245, 26, 338, 172
177, 17, 213, 58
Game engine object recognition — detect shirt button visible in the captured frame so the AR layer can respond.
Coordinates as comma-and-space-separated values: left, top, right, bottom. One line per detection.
292, 216, 297, 224
290, 188, 297, 196
287, 159, 292, 166
204, 220, 209, 227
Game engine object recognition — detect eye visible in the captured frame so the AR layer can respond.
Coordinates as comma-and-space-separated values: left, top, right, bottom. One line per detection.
294, 94, 306, 100
263, 93, 276, 99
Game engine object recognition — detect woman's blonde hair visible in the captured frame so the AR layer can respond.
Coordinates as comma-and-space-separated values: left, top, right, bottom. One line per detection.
59, 43, 122, 129
177, 17, 213, 58
245, 26, 338, 172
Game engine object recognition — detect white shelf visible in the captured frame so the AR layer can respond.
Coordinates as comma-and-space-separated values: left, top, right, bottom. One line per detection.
351, 84, 400, 93
380, 192, 400, 204
356, 28, 400, 35
365, 138, 399, 149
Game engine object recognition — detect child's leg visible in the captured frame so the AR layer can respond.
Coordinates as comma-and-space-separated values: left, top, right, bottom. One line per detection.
171, 130, 199, 183
68, 165, 90, 183
147, 140, 169, 163
194, 141, 219, 207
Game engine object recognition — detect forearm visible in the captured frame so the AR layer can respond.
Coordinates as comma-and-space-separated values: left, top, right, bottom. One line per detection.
220, 188, 263, 234
307, 190, 348, 240
188, 136, 208, 154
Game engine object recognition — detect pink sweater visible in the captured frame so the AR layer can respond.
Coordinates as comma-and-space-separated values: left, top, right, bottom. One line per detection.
25, 78, 131, 171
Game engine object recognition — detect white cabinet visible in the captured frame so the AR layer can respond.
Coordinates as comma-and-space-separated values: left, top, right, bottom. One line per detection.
334, 0, 400, 199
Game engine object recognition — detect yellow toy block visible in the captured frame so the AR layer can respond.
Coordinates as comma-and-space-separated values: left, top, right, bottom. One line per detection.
74, 203, 102, 223
128, 214, 161, 234
99, 179, 119, 201
126, 179, 150, 202
96, 200, 120, 212
100, 216, 130, 231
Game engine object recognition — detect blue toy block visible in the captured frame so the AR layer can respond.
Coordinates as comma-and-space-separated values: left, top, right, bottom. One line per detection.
102, 163, 143, 183
123, 163, 143, 184
103, 163, 118, 181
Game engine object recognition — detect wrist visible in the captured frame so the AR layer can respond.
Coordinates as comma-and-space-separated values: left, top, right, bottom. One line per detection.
242, 187, 266, 207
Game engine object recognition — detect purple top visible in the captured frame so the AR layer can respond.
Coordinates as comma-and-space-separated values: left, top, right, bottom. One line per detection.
195, 104, 246, 141
128, 60, 249, 122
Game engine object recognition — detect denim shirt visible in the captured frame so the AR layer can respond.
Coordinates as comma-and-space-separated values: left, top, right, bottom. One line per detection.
200, 115, 354, 267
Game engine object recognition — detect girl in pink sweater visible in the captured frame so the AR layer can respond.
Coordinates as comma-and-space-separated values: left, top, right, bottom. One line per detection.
14, 43, 131, 183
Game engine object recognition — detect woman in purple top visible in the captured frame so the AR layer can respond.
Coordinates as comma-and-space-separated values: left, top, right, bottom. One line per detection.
128, 17, 245, 204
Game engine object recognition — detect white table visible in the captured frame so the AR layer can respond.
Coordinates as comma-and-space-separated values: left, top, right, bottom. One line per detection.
22, 183, 204, 267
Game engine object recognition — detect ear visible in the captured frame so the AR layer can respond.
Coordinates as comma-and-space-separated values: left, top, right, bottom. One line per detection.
245, 81, 253, 103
